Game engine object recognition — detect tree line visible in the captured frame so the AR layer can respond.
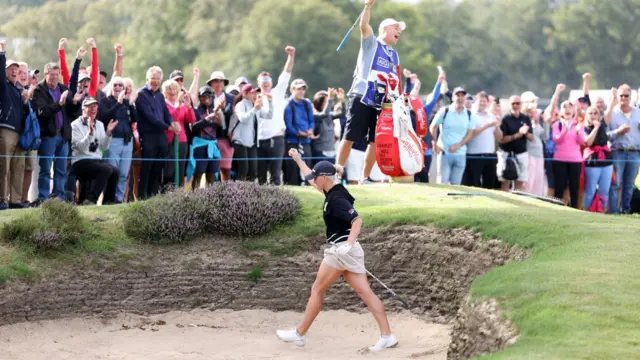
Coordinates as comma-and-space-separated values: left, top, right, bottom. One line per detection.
1, 0, 638, 100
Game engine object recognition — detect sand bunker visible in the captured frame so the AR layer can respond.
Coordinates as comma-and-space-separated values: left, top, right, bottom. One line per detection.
0, 309, 449, 360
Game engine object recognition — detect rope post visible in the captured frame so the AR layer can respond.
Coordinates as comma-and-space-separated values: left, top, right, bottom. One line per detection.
173, 136, 179, 186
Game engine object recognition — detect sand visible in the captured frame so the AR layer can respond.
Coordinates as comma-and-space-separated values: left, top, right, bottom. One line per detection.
0, 309, 450, 360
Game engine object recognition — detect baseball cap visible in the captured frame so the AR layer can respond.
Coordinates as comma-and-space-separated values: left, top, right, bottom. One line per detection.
240, 83, 260, 95
226, 85, 240, 95
291, 78, 307, 89
82, 97, 98, 107
5, 60, 18, 69
99, 70, 108, 79
453, 87, 466, 95
521, 91, 538, 103
29, 69, 39, 77
170, 70, 184, 81
304, 161, 336, 181
198, 85, 214, 96
78, 73, 91, 83
379, 18, 407, 32
234, 76, 249, 87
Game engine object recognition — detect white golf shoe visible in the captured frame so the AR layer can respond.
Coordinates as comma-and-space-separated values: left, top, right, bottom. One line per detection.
368, 334, 398, 351
276, 328, 306, 347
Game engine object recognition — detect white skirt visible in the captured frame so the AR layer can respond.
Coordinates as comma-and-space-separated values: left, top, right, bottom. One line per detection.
323, 241, 366, 274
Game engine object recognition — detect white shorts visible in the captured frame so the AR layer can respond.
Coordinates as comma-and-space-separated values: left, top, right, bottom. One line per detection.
345, 149, 365, 182
497, 150, 529, 182
323, 241, 365, 274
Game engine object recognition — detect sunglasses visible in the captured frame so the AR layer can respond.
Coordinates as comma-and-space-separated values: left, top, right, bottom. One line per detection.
113, 83, 124, 87
620, 94, 630, 98
511, 102, 521, 106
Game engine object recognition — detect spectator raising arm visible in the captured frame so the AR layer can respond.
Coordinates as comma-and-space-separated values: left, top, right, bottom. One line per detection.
87, 38, 99, 97
58, 38, 70, 86
604, 87, 618, 127
544, 83, 565, 124
189, 68, 200, 106
113, 43, 123, 78
582, 73, 592, 106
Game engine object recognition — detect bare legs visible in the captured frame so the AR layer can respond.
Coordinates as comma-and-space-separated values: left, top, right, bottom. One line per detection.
362, 143, 377, 180
296, 260, 392, 337
297, 261, 343, 335
344, 271, 391, 336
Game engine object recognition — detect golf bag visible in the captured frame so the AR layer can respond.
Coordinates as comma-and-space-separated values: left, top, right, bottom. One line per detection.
374, 71, 424, 177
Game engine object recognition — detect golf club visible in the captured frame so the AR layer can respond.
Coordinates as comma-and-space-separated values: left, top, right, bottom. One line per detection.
329, 242, 409, 308
336, 11, 363, 52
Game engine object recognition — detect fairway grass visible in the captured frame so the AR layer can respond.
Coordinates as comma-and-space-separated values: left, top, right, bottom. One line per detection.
1, 184, 639, 359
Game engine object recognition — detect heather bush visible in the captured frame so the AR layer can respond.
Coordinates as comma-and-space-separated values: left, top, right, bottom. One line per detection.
122, 190, 207, 245
2, 198, 87, 250
122, 181, 301, 244
193, 181, 301, 237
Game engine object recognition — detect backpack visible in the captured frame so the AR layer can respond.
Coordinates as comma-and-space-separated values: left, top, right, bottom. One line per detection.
502, 152, 519, 181
18, 100, 41, 152
631, 187, 640, 214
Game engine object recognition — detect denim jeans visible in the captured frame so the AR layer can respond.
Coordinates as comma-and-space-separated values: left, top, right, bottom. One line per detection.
440, 153, 466, 185
583, 165, 613, 210
609, 151, 640, 214
105, 137, 133, 202
37, 135, 68, 201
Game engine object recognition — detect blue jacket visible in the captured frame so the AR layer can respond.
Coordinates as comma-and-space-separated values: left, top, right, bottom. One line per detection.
284, 97, 315, 144
0, 54, 25, 134
135, 84, 174, 136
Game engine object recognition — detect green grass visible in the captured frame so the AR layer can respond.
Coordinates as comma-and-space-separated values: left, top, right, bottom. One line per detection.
248, 184, 640, 359
0, 184, 639, 359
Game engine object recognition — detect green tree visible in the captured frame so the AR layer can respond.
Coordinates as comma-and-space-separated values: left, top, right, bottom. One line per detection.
221, 0, 357, 93
0, 0, 90, 71
549, 0, 640, 89
118, 0, 198, 86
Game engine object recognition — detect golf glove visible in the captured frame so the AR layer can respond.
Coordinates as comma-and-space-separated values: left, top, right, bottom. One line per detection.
331, 243, 352, 256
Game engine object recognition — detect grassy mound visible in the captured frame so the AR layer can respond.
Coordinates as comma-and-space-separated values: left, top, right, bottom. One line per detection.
1, 198, 88, 251
0, 184, 638, 359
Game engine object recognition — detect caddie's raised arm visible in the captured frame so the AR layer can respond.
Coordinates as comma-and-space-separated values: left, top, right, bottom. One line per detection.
361, 0, 375, 38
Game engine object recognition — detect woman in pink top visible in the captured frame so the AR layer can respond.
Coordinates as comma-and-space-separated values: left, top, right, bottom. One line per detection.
162, 79, 196, 187
551, 100, 586, 208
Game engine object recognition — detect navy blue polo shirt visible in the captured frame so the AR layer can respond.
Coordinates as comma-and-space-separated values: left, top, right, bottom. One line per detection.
323, 184, 360, 244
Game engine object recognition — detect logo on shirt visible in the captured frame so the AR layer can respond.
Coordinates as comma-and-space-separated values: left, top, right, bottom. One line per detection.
348, 208, 355, 214
324, 202, 328, 213
376, 57, 391, 69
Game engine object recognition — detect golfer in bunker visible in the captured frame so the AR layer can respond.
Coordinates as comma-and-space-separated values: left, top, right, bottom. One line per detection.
276, 148, 398, 351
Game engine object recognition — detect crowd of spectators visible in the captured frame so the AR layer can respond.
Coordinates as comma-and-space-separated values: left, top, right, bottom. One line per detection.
1, 38, 638, 214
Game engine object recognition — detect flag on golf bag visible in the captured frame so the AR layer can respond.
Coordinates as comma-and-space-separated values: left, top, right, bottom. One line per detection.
374, 72, 424, 177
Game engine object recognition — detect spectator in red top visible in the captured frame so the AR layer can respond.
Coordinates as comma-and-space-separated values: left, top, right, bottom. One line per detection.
162, 79, 196, 187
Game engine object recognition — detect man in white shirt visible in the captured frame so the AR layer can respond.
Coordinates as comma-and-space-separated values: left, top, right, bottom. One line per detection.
66, 97, 119, 205
256, 46, 296, 185
463, 91, 500, 188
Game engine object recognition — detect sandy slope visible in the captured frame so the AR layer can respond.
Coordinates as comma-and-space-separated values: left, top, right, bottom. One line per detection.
0, 309, 450, 360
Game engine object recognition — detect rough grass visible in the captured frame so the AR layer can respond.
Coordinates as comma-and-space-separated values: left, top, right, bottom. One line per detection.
0, 184, 638, 359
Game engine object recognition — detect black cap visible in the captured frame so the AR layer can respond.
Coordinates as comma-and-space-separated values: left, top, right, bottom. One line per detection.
99, 70, 108, 79
304, 161, 336, 181
170, 70, 184, 81
198, 85, 214, 96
